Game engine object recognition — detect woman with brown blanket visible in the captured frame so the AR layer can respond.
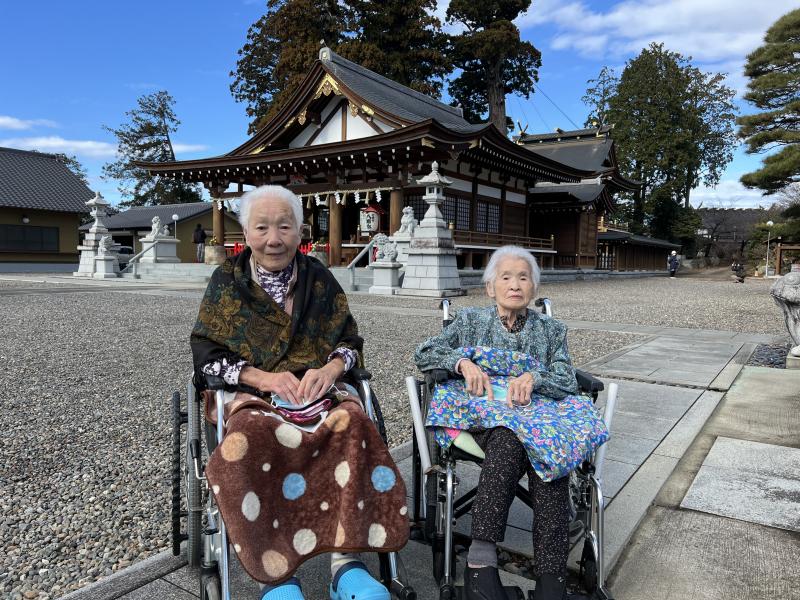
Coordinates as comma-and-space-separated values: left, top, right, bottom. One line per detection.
190, 186, 408, 600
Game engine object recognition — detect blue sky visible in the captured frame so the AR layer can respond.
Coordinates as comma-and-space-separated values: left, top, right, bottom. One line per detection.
0, 0, 795, 209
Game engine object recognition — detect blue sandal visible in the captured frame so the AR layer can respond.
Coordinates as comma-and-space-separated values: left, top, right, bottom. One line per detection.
261, 577, 304, 600
330, 562, 389, 600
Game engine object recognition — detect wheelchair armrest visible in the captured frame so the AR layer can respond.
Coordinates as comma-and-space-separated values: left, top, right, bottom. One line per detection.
350, 367, 372, 381
425, 369, 453, 384
575, 369, 603, 394
203, 374, 226, 391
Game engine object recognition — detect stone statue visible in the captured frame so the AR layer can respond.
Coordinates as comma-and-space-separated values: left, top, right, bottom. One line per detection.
97, 235, 113, 255
770, 272, 800, 357
397, 206, 418, 235
148, 216, 162, 239
161, 224, 171, 237
372, 233, 389, 260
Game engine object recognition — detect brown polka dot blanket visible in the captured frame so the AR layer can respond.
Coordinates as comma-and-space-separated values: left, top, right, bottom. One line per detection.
205, 400, 409, 584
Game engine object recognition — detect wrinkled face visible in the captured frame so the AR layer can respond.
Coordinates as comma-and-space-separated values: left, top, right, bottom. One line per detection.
243, 196, 301, 272
486, 257, 535, 312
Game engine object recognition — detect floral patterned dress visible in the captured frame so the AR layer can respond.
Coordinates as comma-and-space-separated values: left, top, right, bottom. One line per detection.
414, 306, 609, 481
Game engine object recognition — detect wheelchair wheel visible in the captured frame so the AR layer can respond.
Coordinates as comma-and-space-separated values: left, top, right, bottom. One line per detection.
200, 572, 221, 600
171, 391, 187, 557
579, 538, 598, 594
185, 391, 203, 567
431, 528, 456, 584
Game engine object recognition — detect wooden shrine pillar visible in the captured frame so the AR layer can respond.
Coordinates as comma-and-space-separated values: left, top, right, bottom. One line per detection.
329, 196, 342, 266
213, 198, 225, 244
389, 188, 404, 234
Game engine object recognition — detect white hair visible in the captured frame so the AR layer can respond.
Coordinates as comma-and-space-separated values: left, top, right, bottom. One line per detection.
482, 245, 541, 290
238, 185, 303, 232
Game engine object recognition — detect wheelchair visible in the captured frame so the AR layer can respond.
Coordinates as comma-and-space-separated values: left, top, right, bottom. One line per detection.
405, 298, 618, 600
170, 368, 417, 600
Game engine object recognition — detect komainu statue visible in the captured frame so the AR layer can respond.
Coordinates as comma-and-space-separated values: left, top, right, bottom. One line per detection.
771, 272, 800, 357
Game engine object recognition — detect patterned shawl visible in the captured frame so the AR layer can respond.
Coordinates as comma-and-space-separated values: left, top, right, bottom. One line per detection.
191, 248, 362, 384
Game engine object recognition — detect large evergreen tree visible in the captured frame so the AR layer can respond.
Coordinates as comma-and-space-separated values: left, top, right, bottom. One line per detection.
598, 43, 737, 235
102, 91, 202, 207
738, 8, 800, 194
230, 0, 349, 134
581, 66, 617, 128
446, 0, 541, 132
342, 0, 448, 98
230, 0, 448, 134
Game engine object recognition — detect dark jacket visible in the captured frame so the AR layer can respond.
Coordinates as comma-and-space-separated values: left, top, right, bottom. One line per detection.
192, 227, 207, 244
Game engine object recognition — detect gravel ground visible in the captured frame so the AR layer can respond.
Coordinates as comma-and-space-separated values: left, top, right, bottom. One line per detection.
747, 343, 792, 368
0, 275, 784, 598
352, 276, 786, 335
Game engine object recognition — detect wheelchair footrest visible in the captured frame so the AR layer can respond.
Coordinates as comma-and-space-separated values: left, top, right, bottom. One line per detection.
455, 585, 524, 600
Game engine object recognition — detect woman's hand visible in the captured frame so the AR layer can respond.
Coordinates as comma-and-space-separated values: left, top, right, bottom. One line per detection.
297, 358, 345, 403
506, 372, 535, 407
240, 367, 302, 405
458, 359, 494, 401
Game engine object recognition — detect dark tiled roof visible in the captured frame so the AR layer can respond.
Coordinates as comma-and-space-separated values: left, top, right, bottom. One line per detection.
530, 183, 604, 204
322, 50, 485, 134
599, 230, 680, 249
80, 202, 215, 231
523, 138, 613, 172
518, 125, 613, 143
0, 147, 93, 213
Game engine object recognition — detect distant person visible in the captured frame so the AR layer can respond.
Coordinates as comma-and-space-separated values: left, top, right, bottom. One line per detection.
731, 258, 746, 283
668, 251, 680, 278
193, 224, 207, 262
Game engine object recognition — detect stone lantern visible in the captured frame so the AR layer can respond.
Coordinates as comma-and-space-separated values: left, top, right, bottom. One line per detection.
74, 192, 120, 277
400, 162, 464, 297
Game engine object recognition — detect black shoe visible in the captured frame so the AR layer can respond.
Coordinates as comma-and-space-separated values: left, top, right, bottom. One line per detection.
532, 574, 566, 600
464, 566, 506, 600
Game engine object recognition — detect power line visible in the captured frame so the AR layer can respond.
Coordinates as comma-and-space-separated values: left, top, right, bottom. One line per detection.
532, 81, 580, 130
529, 98, 552, 132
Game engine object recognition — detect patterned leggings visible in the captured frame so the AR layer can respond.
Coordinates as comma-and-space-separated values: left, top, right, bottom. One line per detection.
470, 427, 570, 577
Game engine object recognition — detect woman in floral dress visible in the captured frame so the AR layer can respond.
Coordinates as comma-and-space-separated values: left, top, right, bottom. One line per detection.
415, 246, 606, 600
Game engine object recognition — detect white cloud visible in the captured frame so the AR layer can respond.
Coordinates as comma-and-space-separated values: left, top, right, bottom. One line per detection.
691, 179, 773, 209
0, 115, 58, 130
171, 143, 209, 154
0, 136, 117, 158
517, 0, 798, 64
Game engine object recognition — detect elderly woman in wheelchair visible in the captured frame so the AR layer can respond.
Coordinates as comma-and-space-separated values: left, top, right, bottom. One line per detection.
189, 185, 409, 600
414, 246, 609, 600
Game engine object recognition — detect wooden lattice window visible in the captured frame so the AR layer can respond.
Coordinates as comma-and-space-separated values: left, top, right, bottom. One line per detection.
456, 197, 471, 230
317, 209, 329, 234
487, 203, 500, 233
476, 201, 488, 232
442, 196, 457, 226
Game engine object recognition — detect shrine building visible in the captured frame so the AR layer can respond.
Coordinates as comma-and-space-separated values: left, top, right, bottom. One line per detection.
141, 46, 650, 270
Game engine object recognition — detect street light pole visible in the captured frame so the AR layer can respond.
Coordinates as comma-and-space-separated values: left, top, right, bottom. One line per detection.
765, 220, 774, 278
172, 213, 180, 238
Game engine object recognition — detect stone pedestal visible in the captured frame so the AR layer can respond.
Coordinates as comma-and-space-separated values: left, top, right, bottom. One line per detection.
369, 261, 402, 295
771, 271, 800, 363
139, 237, 180, 263
205, 245, 227, 265
400, 162, 465, 297
390, 235, 412, 264
93, 255, 119, 279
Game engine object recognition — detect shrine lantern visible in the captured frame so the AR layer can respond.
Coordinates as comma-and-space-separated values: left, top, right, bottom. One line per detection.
360, 204, 384, 235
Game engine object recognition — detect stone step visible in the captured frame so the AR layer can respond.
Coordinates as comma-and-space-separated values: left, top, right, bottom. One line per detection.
329, 267, 374, 291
